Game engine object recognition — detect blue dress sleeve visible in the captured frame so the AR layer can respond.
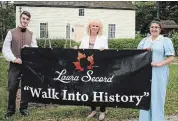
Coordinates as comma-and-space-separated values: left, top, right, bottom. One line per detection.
163, 37, 175, 56
137, 38, 146, 49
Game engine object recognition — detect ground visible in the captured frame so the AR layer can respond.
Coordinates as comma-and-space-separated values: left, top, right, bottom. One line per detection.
0, 56, 178, 121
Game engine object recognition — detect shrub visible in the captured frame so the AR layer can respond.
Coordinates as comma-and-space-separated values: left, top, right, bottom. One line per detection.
0, 37, 144, 50
108, 38, 143, 49
36, 38, 144, 50
37, 39, 80, 48
172, 33, 178, 56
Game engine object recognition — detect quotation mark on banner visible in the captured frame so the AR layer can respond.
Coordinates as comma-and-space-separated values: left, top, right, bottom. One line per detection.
143, 92, 149, 97
24, 86, 30, 90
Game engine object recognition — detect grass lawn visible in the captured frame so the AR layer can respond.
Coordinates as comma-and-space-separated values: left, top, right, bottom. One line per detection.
173, 57, 178, 63
0, 56, 178, 121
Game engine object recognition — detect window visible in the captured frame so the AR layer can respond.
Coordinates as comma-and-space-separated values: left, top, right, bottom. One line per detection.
40, 23, 48, 38
108, 24, 116, 39
79, 9, 84, 16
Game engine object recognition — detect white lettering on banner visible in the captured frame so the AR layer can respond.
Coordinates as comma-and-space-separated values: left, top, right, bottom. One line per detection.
24, 86, 149, 106
29, 87, 42, 97
53, 70, 79, 83
92, 92, 149, 106
81, 70, 114, 82
27, 87, 60, 99
53, 69, 114, 83
62, 90, 88, 101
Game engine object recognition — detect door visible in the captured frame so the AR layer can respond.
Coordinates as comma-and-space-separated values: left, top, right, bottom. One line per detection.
75, 25, 84, 42
66, 23, 70, 39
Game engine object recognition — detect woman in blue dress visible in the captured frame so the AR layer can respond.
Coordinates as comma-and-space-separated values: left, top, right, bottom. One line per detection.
137, 20, 175, 121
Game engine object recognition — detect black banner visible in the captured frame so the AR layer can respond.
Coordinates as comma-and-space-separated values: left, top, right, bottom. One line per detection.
21, 48, 152, 110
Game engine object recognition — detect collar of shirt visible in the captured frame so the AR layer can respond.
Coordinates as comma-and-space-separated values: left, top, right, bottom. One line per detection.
149, 35, 163, 42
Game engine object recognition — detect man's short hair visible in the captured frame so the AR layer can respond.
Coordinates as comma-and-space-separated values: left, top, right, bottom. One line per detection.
20, 11, 31, 18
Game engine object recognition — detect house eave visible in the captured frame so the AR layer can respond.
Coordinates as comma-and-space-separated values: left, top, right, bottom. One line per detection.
14, 3, 137, 10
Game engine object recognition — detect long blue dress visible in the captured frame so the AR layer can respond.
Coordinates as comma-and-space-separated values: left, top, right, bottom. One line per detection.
137, 35, 175, 121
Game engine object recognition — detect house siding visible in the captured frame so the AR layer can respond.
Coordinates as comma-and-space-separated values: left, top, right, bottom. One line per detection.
16, 6, 135, 40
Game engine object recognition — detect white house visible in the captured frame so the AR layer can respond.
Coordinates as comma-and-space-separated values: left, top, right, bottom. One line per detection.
14, 1, 136, 41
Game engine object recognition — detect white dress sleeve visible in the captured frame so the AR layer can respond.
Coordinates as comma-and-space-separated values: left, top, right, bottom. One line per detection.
163, 37, 175, 56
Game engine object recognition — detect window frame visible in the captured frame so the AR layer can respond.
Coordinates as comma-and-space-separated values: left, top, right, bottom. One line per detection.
79, 8, 84, 16
108, 24, 116, 39
40, 23, 48, 38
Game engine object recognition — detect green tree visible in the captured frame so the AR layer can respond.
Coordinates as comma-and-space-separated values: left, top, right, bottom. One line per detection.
135, 1, 178, 36
134, 1, 157, 35
0, 1, 15, 42
159, 1, 178, 23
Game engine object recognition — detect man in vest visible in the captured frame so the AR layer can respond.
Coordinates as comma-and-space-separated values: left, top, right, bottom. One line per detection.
2, 11, 37, 119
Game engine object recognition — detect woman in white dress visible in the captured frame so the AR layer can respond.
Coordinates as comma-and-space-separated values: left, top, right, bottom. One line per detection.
78, 20, 108, 121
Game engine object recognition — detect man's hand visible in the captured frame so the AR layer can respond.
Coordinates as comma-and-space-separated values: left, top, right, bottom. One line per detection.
22, 45, 29, 48
14, 58, 22, 64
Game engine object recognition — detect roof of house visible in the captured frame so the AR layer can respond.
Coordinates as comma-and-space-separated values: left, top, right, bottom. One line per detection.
14, 1, 136, 10
160, 20, 178, 29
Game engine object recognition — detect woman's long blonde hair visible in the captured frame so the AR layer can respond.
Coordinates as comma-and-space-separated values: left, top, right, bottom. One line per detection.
87, 20, 103, 36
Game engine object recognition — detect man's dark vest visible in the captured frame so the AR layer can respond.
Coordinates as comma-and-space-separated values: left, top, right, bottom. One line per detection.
10, 27, 32, 58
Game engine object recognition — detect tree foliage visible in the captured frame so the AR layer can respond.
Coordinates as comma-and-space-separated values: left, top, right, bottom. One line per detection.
159, 1, 178, 24
135, 1, 157, 34
0, 1, 15, 42
135, 1, 178, 35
